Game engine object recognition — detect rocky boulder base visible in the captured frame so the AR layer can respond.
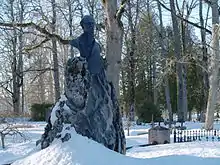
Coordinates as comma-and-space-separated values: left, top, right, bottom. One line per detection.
37, 57, 126, 154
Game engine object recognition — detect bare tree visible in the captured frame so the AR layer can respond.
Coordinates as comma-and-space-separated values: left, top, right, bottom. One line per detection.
126, 0, 139, 121
18, 0, 25, 113
169, 0, 185, 121
176, 0, 198, 121
1, 0, 27, 114
51, 0, 61, 101
67, 0, 75, 57
0, 122, 26, 149
158, 2, 173, 128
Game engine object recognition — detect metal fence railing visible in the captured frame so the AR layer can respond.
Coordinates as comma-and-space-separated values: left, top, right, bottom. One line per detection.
173, 129, 220, 143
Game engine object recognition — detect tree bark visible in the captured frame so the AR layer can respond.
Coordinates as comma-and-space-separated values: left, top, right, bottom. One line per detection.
102, 0, 126, 97
127, 0, 136, 121
10, 0, 21, 115
147, 0, 157, 105
18, 0, 24, 113
158, 2, 173, 127
188, 110, 192, 121
51, 0, 61, 101
38, 53, 46, 103
200, 0, 209, 122
1, 134, 5, 149
146, 1, 153, 103
67, 0, 74, 57
49, 68, 55, 103
180, 11, 188, 121
205, 0, 219, 130
169, 0, 184, 122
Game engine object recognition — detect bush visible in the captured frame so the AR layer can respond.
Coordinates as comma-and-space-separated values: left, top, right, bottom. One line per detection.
136, 102, 162, 123
30, 103, 53, 121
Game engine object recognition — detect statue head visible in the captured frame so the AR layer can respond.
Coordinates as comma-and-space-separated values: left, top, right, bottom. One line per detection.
80, 15, 95, 33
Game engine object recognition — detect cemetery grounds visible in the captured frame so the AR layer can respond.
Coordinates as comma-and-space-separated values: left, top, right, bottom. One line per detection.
1, 119, 220, 165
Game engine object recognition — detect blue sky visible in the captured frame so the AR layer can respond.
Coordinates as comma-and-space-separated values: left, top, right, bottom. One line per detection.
154, 0, 213, 41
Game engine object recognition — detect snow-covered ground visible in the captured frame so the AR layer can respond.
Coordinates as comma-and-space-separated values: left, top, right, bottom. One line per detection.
1, 121, 220, 165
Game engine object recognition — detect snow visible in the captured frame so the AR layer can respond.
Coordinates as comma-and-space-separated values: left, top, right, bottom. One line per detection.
0, 122, 45, 164
50, 95, 68, 126
127, 142, 220, 158
1, 121, 220, 165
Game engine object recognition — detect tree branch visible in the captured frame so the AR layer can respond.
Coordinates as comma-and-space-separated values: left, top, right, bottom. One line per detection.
23, 67, 54, 73
25, 38, 50, 51
0, 80, 13, 95
156, 0, 212, 35
0, 22, 70, 44
116, 0, 128, 22
203, 0, 211, 6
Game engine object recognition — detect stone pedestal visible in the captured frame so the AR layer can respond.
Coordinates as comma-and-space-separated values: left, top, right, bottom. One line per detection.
148, 126, 170, 144
37, 57, 126, 154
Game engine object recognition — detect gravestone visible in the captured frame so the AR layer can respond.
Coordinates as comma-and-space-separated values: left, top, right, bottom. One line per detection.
37, 57, 126, 154
148, 125, 170, 144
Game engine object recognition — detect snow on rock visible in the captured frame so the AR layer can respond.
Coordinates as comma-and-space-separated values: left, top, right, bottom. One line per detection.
37, 57, 125, 154
50, 95, 68, 126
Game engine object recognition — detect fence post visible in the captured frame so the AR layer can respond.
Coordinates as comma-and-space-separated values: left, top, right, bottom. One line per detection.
195, 130, 198, 140
174, 130, 176, 143
189, 131, 192, 142
198, 130, 201, 141
180, 130, 182, 142
184, 130, 186, 142
193, 130, 195, 141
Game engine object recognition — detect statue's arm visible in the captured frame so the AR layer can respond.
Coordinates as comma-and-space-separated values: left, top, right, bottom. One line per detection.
55, 36, 79, 49
69, 38, 79, 49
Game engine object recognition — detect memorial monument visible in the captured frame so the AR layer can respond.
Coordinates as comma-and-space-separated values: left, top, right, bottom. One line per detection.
37, 15, 126, 154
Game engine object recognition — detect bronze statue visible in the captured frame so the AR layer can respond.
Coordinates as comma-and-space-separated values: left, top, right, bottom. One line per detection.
69, 15, 104, 75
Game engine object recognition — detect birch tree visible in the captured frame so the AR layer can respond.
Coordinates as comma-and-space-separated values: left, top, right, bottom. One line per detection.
51, 0, 61, 101
101, 0, 127, 97
199, 0, 209, 122
205, 0, 219, 130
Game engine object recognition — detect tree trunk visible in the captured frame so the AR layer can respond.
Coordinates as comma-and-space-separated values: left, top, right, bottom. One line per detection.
51, 0, 61, 101
146, 1, 153, 102
182, 63, 188, 121
1, 134, 5, 149
67, 0, 74, 57
102, 0, 124, 97
120, 66, 126, 116
181, 17, 188, 121
147, 0, 157, 105
10, 0, 20, 115
38, 53, 46, 103
205, 0, 219, 130
49, 69, 55, 103
18, 0, 24, 113
169, 0, 184, 122
153, 58, 157, 105
200, 0, 209, 122
188, 110, 192, 121
158, 2, 173, 128
127, 0, 136, 121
